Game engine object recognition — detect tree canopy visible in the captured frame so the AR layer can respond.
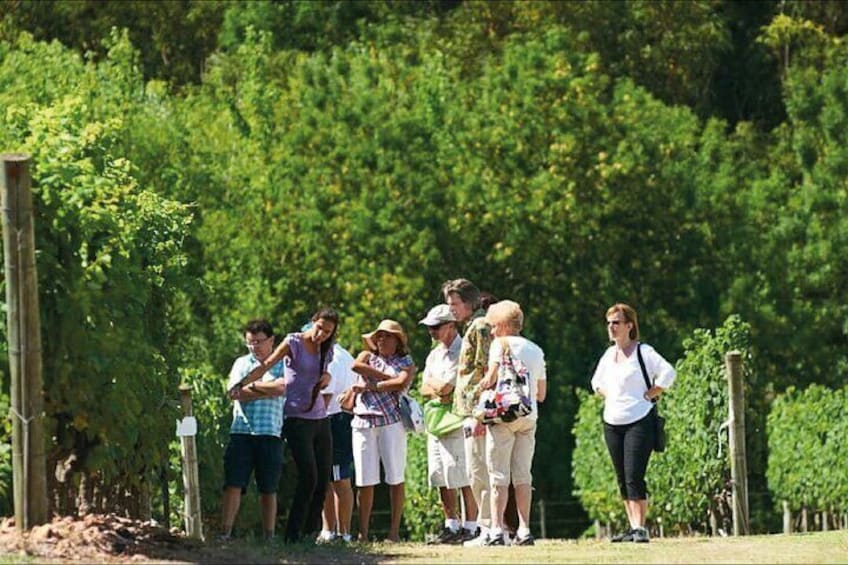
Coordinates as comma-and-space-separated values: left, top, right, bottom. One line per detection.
2, 0, 848, 537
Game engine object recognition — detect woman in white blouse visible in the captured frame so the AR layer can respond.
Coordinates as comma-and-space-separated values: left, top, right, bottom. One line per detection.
591, 303, 675, 543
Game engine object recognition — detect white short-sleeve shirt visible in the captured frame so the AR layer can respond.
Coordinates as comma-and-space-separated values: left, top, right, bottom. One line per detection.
322, 344, 356, 416
422, 334, 462, 388
488, 335, 547, 421
591, 342, 676, 425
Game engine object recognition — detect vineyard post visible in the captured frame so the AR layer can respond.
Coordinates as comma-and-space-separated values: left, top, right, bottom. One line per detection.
726, 351, 749, 535
179, 384, 203, 540
1, 154, 48, 531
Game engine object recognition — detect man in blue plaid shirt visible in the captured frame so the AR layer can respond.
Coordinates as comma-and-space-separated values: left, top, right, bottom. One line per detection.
219, 319, 286, 541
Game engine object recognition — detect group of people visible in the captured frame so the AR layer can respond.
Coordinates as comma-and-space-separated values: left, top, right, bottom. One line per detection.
218, 276, 675, 546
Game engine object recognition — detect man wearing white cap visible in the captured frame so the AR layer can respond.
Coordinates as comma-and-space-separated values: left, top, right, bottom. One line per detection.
419, 304, 479, 544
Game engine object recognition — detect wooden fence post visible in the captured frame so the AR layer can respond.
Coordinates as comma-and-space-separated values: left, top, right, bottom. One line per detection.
783, 501, 792, 534
537, 499, 546, 539
725, 350, 749, 535
709, 508, 718, 536
1, 154, 48, 531
178, 384, 203, 540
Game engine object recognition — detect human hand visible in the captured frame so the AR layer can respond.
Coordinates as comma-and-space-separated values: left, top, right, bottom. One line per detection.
228, 385, 243, 401
318, 372, 331, 389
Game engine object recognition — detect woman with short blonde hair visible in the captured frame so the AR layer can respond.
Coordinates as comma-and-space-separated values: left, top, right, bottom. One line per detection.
478, 300, 546, 546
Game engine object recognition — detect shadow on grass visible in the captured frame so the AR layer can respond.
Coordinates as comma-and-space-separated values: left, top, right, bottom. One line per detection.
132, 536, 402, 564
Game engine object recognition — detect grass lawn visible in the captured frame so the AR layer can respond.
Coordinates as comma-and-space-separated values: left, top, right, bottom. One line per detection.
371, 531, 848, 564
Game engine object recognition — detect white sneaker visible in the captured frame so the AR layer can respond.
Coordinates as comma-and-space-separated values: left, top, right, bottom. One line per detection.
463, 529, 489, 547
315, 530, 336, 544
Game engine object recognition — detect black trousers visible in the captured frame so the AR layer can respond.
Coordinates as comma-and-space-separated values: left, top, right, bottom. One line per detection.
283, 417, 333, 542
603, 410, 656, 500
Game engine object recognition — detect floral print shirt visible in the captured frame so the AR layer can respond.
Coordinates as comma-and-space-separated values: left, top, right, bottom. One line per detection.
452, 309, 493, 417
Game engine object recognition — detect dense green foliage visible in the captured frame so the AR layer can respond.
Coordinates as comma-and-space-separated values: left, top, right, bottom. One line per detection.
0, 30, 192, 515
1, 0, 847, 538
403, 425, 443, 540
572, 316, 753, 534
767, 385, 848, 514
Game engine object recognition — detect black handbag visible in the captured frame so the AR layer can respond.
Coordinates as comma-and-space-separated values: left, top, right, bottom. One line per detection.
637, 343, 666, 453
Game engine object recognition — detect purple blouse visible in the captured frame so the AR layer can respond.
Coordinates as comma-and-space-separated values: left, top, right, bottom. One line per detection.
283, 332, 334, 420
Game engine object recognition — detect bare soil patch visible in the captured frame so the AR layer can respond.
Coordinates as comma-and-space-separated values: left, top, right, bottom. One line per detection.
0, 514, 386, 563
0, 514, 216, 563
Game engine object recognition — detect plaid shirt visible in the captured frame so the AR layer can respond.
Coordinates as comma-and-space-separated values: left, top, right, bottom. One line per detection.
452, 310, 493, 417
351, 353, 414, 429
227, 353, 285, 436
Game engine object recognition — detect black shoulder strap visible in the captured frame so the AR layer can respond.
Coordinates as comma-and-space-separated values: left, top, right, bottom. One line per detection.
636, 343, 657, 405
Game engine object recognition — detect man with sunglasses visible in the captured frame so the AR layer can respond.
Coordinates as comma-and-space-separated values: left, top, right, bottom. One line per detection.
219, 319, 287, 541
419, 304, 478, 544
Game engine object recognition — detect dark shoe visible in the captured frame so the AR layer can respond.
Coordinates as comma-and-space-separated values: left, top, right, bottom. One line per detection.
610, 529, 634, 542
632, 528, 650, 543
483, 533, 505, 546
514, 533, 535, 546
459, 527, 479, 543
463, 529, 489, 546
427, 527, 462, 545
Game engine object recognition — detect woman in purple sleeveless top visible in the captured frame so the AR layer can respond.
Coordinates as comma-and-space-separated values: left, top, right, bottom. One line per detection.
239, 307, 339, 543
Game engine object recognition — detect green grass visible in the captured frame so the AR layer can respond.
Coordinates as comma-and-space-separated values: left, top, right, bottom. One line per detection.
379, 531, 848, 564
194, 530, 848, 564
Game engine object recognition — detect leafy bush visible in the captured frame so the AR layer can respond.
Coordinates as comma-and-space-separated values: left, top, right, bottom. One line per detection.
767, 385, 848, 514
0, 31, 192, 517
571, 389, 622, 529
403, 428, 442, 541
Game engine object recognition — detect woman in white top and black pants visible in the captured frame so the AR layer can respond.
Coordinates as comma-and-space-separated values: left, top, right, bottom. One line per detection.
591, 303, 675, 543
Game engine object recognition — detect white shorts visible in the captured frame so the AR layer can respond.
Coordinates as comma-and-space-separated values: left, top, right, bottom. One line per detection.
352, 421, 407, 487
428, 428, 470, 489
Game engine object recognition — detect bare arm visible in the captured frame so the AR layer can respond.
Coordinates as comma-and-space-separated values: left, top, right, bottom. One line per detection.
352, 351, 394, 381
372, 365, 416, 393
230, 378, 286, 401
235, 338, 292, 390
645, 385, 664, 401
420, 379, 440, 400
479, 363, 498, 390
421, 377, 454, 401
537, 380, 547, 403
